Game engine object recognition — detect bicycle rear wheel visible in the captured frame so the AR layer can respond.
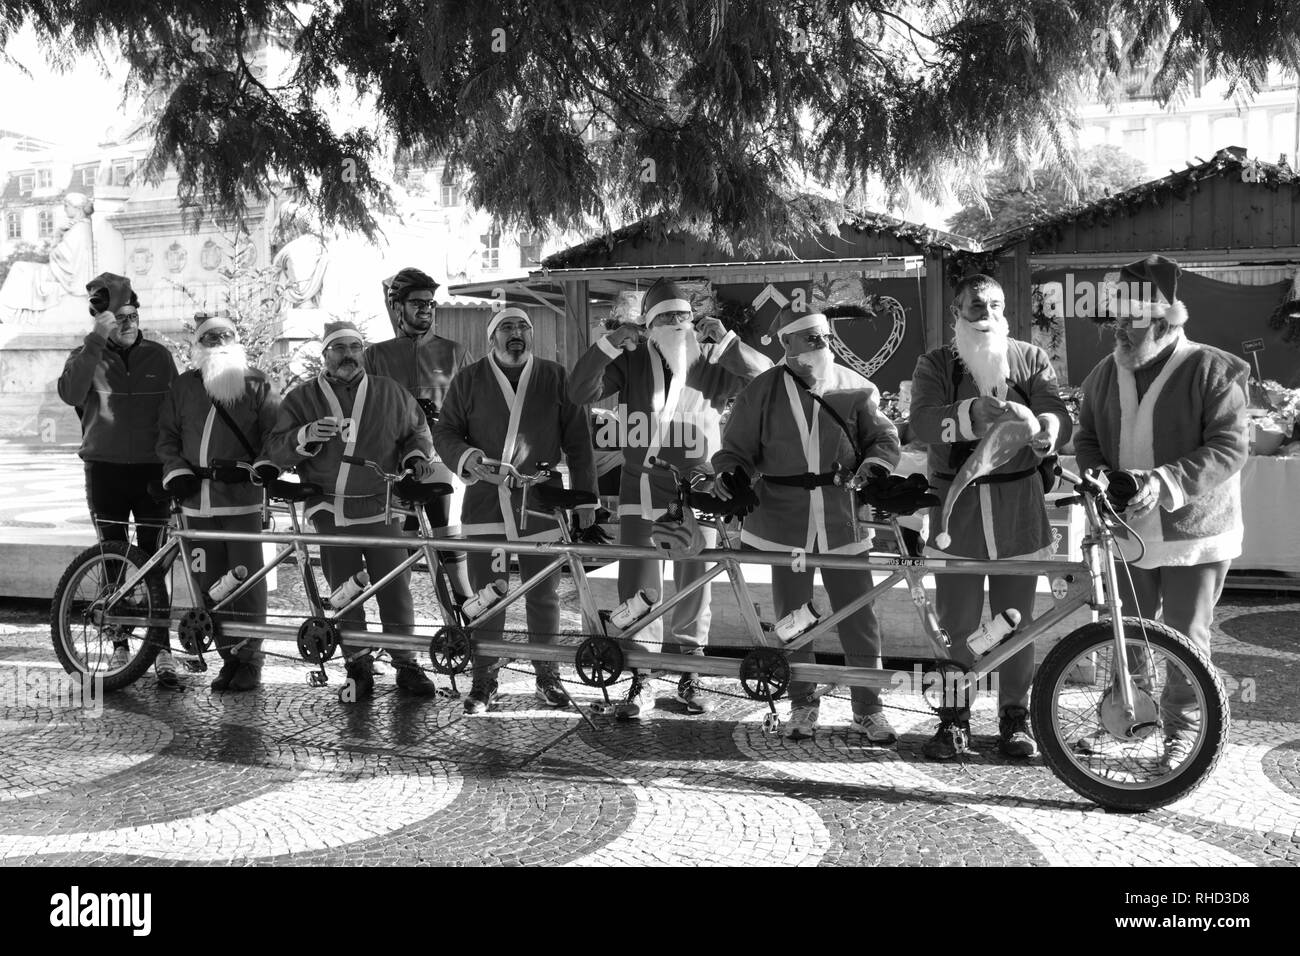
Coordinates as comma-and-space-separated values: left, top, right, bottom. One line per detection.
1032, 617, 1228, 811
51, 541, 169, 692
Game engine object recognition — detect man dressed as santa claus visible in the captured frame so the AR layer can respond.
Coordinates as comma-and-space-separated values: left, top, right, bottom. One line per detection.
910, 274, 1072, 761
568, 278, 771, 718
1074, 254, 1249, 771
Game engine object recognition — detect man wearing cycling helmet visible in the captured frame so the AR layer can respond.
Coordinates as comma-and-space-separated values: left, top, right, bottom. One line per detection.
569, 278, 771, 719
270, 320, 443, 702
1074, 254, 1249, 771
433, 306, 598, 713
156, 311, 281, 692
714, 306, 902, 743
364, 267, 474, 603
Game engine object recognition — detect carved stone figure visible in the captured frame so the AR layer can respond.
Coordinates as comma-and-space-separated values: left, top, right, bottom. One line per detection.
0, 193, 95, 324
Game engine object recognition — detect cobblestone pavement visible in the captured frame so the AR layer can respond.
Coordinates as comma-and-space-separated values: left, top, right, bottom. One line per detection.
1, 590, 1297, 867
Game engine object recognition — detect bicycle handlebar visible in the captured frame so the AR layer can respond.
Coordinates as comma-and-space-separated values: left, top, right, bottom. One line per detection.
478, 459, 552, 487
341, 454, 413, 484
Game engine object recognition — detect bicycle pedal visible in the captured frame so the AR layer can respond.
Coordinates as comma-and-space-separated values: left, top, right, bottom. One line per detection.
306, 671, 329, 687
437, 687, 460, 700
590, 701, 617, 716
182, 659, 208, 673
762, 712, 782, 736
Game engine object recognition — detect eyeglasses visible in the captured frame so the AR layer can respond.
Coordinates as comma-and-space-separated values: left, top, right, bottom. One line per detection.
326, 342, 365, 355
495, 321, 530, 335
115, 310, 139, 324
405, 298, 436, 312
199, 329, 237, 346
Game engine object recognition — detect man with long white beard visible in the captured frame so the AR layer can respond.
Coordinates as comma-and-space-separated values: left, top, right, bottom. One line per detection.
911, 274, 1072, 760
569, 278, 771, 718
713, 307, 902, 741
1074, 254, 1248, 770
433, 307, 597, 713
157, 313, 281, 691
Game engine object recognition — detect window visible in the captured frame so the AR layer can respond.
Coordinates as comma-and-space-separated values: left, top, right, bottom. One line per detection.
37, 168, 52, 189
110, 160, 134, 186
80, 167, 97, 186
440, 180, 460, 207
519, 231, 544, 267
5, 213, 20, 240
37, 208, 54, 238
18, 174, 34, 196
481, 230, 500, 271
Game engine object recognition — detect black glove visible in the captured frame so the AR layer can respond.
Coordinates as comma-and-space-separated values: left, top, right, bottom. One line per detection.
253, 464, 281, 486
211, 466, 250, 484
860, 473, 940, 516
1104, 470, 1141, 513
164, 473, 202, 499
716, 469, 750, 496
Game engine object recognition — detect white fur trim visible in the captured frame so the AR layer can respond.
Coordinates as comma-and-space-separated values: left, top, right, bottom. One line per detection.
321, 328, 363, 350
706, 329, 737, 362
1163, 299, 1188, 327
644, 298, 692, 323
597, 335, 623, 359
1153, 465, 1184, 511
456, 447, 483, 484
163, 467, 195, 486
485, 307, 532, 340
778, 313, 830, 339
194, 315, 236, 340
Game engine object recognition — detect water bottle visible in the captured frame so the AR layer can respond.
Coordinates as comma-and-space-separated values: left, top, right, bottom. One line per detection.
966, 608, 1022, 656
327, 570, 370, 609
208, 565, 248, 603
774, 602, 820, 643
463, 579, 508, 618
609, 588, 660, 630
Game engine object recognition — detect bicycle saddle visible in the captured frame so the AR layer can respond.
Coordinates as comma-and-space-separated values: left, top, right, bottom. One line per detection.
689, 489, 756, 518
530, 484, 599, 513
859, 473, 941, 516
394, 479, 454, 504
268, 480, 323, 502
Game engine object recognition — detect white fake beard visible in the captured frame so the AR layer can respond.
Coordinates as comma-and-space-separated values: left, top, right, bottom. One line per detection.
648, 325, 700, 379
953, 318, 1011, 395
787, 344, 834, 385
1113, 323, 1180, 370
196, 343, 249, 405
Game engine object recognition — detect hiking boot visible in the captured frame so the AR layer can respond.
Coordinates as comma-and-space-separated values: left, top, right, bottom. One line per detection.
851, 711, 898, 746
108, 643, 132, 671
340, 656, 376, 703
923, 718, 973, 760
154, 649, 182, 690
615, 673, 656, 720
210, 657, 240, 692
535, 671, 569, 708
228, 660, 262, 693
785, 702, 819, 740
997, 705, 1038, 759
1159, 736, 1195, 773
395, 664, 439, 697
675, 674, 714, 715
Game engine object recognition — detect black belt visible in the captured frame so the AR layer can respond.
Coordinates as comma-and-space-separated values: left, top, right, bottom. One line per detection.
193, 465, 251, 483
763, 472, 839, 490
932, 467, 1035, 486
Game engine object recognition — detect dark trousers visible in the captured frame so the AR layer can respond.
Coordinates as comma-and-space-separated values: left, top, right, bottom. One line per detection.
185, 512, 267, 662
403, 490, 471, 599
84, 461, 167, 555
465, 540, 560, 683
311, 512, 418, 668
935, 573, 1039, 713
1116, 560, 1230, 738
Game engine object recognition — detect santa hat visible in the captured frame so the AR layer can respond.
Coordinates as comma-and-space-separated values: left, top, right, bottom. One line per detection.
761, 308, 830, 346
321, 320, 364, 350
485, 306, 532, 339
1119, 254, 1187, 326
193, 310, 237, 340
86, 273, 139, 316
640, 278, 693, 325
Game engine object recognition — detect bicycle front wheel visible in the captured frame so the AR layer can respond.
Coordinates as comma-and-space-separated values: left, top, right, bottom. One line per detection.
51, 541, 169, 691
1031, 617, 1228, 812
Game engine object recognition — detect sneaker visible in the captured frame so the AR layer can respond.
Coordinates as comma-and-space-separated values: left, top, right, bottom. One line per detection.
228, 661, 262, 693
675, 675, 714, 715
785, 702, 819, 740
108, 643, 132, 671
154, 649, 182, 690
210, 657, 240, 691
851, 711, 898, 746
1159, 736, 1195, 773
464, 679, 498, 715
535, 673, 570, 708
340, 658, 376, 703
997, 705, 1039, 759
922, 718, 973, 760
395, 665, 439, 698
615, 673, 656, 720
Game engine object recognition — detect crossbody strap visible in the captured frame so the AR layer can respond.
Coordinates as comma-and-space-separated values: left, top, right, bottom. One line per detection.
781, 364, 863, 469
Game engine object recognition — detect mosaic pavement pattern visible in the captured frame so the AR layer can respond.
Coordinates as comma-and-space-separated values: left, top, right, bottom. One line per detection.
1, 595, 1298, 867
